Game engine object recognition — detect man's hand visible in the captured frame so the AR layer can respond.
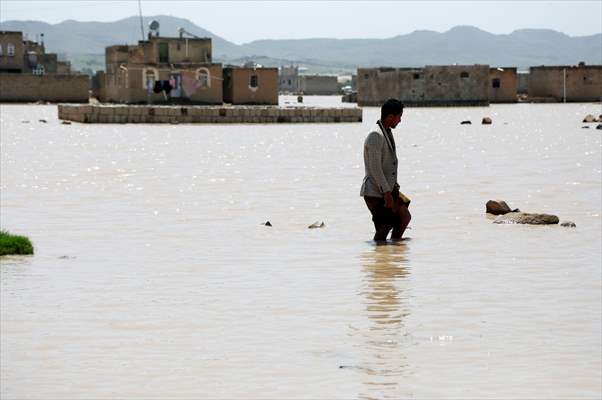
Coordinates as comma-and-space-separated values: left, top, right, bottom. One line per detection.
383, 191, 393, 208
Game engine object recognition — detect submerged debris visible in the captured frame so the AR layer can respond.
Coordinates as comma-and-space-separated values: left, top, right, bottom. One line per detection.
560, 221, 576, 228
582, 114, 596, 123
493, 212, 559, 225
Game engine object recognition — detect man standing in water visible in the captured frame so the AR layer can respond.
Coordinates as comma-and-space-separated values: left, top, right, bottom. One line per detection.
360, 99, 411, 241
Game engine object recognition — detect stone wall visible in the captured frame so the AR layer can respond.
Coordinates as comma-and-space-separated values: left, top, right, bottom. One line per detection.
529, 65, 602, 102
58, 104, 362, 124
358, 65, 490, 106
0, 74, 89, 102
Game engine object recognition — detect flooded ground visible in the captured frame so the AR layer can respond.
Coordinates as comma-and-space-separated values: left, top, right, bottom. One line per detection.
1, 98, 601, 399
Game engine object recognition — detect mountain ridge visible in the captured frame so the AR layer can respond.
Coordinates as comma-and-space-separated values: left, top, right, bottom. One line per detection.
1, 16, 600, 73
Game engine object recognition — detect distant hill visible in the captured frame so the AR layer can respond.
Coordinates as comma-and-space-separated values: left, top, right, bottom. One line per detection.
1, 16, 600, 73
0, 15, 241, 57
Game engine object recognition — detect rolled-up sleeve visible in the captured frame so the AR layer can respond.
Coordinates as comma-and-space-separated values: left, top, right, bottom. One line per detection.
364, 132, 391, 194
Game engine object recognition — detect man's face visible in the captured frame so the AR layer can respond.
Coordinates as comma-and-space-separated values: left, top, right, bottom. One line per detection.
388, 112, 403, 129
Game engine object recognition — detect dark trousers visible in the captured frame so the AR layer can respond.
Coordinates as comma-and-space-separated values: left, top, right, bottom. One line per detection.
364, 193, 403, 241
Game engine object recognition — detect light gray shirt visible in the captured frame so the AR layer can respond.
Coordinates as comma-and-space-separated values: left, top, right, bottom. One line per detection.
360, 120, 398, 198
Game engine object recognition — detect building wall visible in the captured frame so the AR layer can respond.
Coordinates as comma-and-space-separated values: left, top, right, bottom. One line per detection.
488, 67, 517, 102
358, 65, 489, 106
279, 65, 299, 92
103, 37, 217, 104
299, 75, 339, 95
0, 74, 89, 102
528, 65, 602, 101
517, 72, 529, 94
104, 63, 223, 104
224, 67, 278, 105
34, 53, 58, 74
92, 71, 106, 101
133, 37, 212, 64
57, 61, 72, 75
0, 31, 25, 72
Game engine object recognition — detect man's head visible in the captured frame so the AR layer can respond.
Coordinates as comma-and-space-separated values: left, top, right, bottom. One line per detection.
380, 98, 404, 129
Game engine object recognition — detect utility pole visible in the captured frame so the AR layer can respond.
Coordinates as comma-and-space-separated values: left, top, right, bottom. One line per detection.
563, 68, 566, 103
138, 0, 145, 41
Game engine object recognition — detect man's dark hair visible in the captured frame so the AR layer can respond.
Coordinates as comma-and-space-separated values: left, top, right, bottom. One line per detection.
380, 98, 404, 120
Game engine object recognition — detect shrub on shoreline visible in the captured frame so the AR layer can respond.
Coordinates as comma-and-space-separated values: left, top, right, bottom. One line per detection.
0, 231, 34, 256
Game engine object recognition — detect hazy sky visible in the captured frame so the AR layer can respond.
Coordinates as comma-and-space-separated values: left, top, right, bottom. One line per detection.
1, 0, 600, 44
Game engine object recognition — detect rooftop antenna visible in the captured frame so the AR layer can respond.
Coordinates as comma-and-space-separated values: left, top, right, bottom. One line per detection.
138, 0, 145, 41
148, 20, 160, 39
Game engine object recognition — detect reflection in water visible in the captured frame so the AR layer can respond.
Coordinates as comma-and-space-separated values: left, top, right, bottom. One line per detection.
358, 242, 411, 399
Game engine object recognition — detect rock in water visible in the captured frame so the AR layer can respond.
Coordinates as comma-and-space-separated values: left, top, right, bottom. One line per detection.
486, 200, 512, 215
482, 117, 492, 124
583, 114, 595, 123
460, 120, 472, 125
493, 212, 559, 225
308, 221, 325, 229
560, 221, 576, 228
264, 221, 272, 227
596, 124, 602, 130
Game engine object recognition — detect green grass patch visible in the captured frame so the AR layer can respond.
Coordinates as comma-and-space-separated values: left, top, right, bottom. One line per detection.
0, 230, 34, 256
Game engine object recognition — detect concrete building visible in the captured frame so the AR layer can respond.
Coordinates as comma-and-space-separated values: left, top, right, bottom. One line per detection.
488, 67, 518, 103
0, 31, 27, 72
298, 75, 339, 95
279, 66, 340, 95
0, 31, 88, 102
223, 66, 278, 105
528, 63, 602, 102
279, 65, 299, 93
357, 65, 490, 106
101, 33, 222, 104
99, 28, 279, 105
517, 72, 529, 94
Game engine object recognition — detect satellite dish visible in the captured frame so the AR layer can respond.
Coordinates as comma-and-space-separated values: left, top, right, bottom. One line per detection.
149, 20, 160, 31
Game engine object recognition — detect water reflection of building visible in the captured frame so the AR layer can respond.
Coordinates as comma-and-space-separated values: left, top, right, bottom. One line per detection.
358, 243, 411, 399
